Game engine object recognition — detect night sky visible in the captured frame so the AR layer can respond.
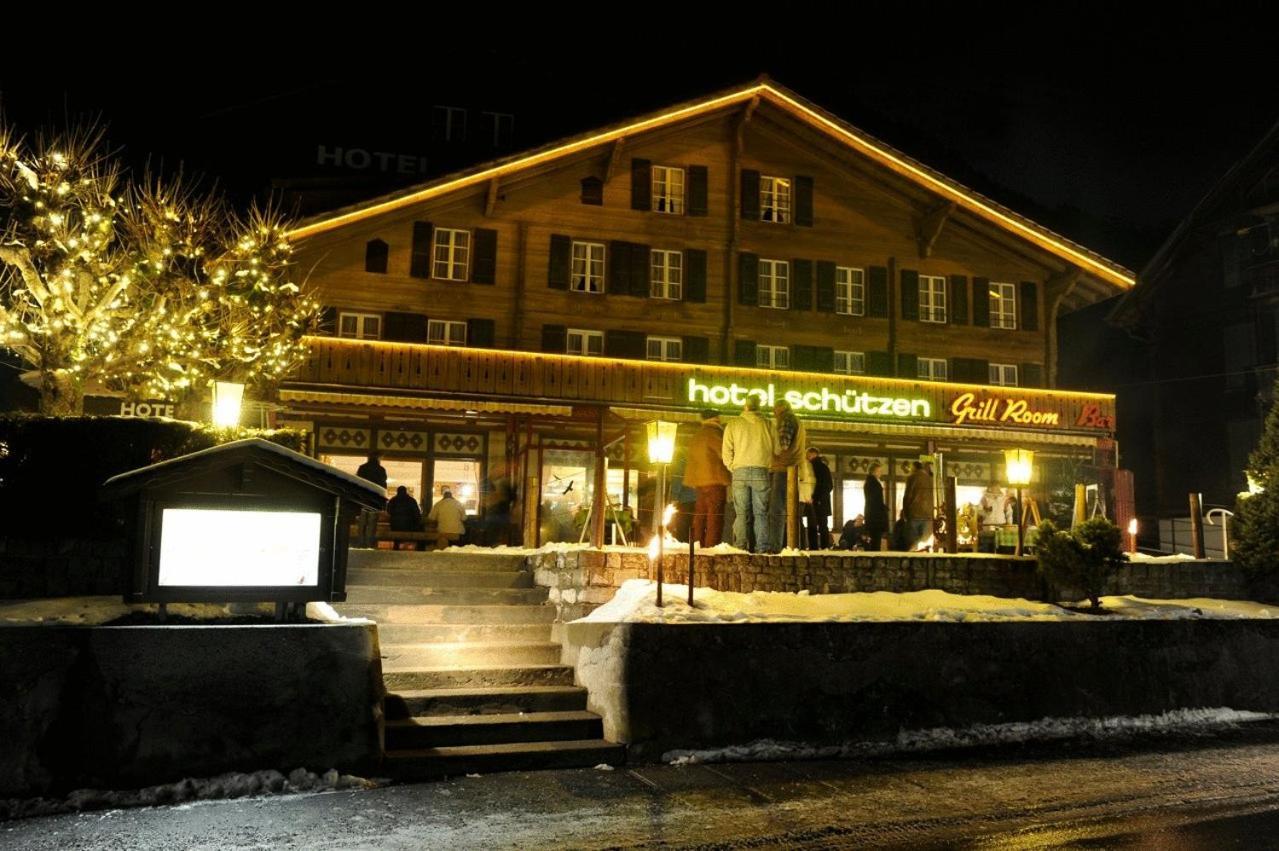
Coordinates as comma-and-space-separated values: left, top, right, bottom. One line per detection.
1, 6, 1275, 271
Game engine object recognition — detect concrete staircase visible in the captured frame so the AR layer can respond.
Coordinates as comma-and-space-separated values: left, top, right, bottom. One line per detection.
338, 549, 623, 780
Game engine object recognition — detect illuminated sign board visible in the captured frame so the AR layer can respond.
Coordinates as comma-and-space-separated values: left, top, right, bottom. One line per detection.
158, 509, 322, 587
949, 393, 1061, 428
688, 378, 931, 419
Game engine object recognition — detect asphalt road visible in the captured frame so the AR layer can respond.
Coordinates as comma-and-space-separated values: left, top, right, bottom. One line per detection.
8, 726, 1279, 850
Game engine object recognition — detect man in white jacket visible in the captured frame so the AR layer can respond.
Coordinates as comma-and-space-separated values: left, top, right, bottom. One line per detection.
721, 395, 778, 552
428, 489, 468, 548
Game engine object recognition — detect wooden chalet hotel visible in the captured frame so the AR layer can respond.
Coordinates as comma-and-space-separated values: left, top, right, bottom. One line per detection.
280, 79, 1130, 548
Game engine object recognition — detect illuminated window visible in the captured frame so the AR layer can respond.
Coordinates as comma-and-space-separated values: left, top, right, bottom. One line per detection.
989, 363, 1018, 386
427, 319, 467, 346
990, 282, 1017, 329
567, 328, 604, 356
918, 357, 949, 381
760, 176, 791, 223
757, 345, 790, 370
338, 312, 381, 340
835, 266, 865, 316
651, 249, 683, 299
652, 166, 685, 214
834, 351, 865, 375
571, 241, 606, 293
432, 228, 471, 281
646, 336, 683, 362
759, 259, 790, 309
920, 275, 947, 323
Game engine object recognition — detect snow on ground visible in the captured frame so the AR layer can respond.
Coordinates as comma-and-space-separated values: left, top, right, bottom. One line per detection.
578, 579, 1277, 624
0, 767, 381, 821
1126, 551, 1201, 563
0, 598, 369, 627
661, 707, 1279, 765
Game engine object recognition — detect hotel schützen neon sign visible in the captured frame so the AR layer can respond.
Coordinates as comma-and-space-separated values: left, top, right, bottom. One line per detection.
688, 378, 931, 419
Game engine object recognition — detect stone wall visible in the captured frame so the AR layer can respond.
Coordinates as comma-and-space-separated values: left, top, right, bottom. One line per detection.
564, 618, 1279, 760
0, 623, 383, 798
0, 538, 125, 598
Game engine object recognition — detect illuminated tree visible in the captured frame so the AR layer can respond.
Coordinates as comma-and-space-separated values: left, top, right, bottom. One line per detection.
0, 125, 319, 416
1232, 376, 1279, 584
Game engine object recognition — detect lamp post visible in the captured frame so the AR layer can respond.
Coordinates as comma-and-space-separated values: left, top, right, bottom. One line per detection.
646, 420, 677, 608
1004, 448, 1034, 557
211, 380, 245, 428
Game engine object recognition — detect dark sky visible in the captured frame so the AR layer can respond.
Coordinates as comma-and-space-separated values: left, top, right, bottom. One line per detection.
2, 5, 1275, 271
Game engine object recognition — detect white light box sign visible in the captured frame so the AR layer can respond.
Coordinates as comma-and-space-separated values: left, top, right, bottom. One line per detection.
158, 508, 322, 587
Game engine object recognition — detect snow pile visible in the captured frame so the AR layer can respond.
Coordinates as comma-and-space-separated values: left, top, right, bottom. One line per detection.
577, 579, 1276, 624
304, 602, 370, 624
698, 542, 750, 555
0, 767, 380, 820
1126, 551, 1200, 563
662, 707, 1277, 765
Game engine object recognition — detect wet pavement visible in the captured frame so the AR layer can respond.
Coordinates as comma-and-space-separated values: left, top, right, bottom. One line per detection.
7, 725, 1279, 849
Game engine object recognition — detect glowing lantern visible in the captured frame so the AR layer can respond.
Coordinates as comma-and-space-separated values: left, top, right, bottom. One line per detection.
211, 380, 245, 428
1004, 448, 1034, 486
646, 420, 677, 464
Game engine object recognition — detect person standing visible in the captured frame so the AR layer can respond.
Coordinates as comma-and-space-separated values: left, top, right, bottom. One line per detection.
428, 488, 468, 548
387, 485, 422, 531
721, 395, 777, 553
902, 460, 935, 550
354, 451, 388, 547
863, 462, 887, 551
684, 410, 731, 548
768, 400, 808, 553
804, 447, 833, 549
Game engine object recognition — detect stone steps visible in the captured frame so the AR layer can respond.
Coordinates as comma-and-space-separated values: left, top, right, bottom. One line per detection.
386, 710, 601, 749
382, 664, 577, 692
346, 568, 533, 589
334, 603, 556, 625
376, 623, 553, 644
386, 685, 588, 719
383, 739, 625, 781
348, 550, 529, 572
343, 585, 548, 606
381, 641, 562, 669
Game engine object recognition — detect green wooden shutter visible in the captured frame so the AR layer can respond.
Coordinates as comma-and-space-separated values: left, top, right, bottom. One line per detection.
949, 275, 969, 325
738, 252, 759, 306
1020, 363, 1043, 387
685, 249, 707, 302
606, 329, 646, 359
972, 277, 990, 327
741, 170, 761, 220
970, 358, 989, 384
794, 175, 814, 226
409, 222, 433, 278
384, 311, 427, 343
548, 235, 571, 290
1019, 281, 1039, 331
471, 228, 498, 284
814, 346, 835, 373
792, 258, 814, 311
683, 335, 710, 364
900, 269, 920, 321
868, 266, 889, 318
630, 243, 651, 297
467, 318, 496, 348
897, 352, 918, 379
815, 261, 836, 312
631, 159, 651, 211
687, 166, 708, 216
319, 307, 338, 335
734, 339, 757, 367
792, 345, 816, 371
541, 324, 567, 353
867, 351, 893, 376
365, 239, 388, 274
608, 240, 632, 296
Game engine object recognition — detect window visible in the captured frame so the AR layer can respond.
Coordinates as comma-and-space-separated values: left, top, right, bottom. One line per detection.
646, 336, 683, 362
650, 249, 683, 299
759, 259, 790, 309
338, 312, 381, 340
432, 105, 467, 142
566, 328, 604, 357
834, 351, 866, 375
760, 176, 791, 223
989, 363, 1018, 386
483, 111, 515, 147
427, 319, 467, 347
920, 275, 947, 323
652, 165, 685, 214
835, 266, 865, 316
364, 239, 388, 274
918, 357, 948, 381
432, 228, 471, 281
571, 241, 605, 293
757, 345, 790, 370
990, 282, 1017, 329
580, 177, 603, 206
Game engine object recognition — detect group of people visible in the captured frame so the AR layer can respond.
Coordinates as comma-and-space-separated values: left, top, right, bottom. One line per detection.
352, 452, 469, 548
841, 460, 935, 551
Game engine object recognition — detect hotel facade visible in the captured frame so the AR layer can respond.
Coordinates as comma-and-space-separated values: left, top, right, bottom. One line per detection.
277, 81, 1130, 547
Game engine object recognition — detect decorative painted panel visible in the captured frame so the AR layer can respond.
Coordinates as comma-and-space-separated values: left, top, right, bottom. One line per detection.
317, 426, 372, 452
434, 432, 485, 456
379, 429, 432, 454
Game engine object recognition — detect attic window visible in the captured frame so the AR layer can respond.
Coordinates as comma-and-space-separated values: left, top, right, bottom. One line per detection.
365, 239, 389, 274
580, 177, 603, 206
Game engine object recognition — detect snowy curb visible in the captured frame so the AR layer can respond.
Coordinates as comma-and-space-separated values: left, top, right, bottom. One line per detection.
0, 768, 383, 822
661, 707, 1278, 765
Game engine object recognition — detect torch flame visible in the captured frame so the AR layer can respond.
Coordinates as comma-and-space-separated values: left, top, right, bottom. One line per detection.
662, 503, 677, 525
1127, 518, 1138, 535
647, 536, 661, 561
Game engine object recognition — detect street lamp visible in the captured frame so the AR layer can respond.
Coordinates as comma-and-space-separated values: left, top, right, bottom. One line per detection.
1004, 448, 1034, 557
211, 380, 245, 428
646, 420, 677, 608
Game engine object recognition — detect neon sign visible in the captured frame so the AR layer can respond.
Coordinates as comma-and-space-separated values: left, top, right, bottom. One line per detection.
688, 378, 930, 419
950, 392, 1061, 427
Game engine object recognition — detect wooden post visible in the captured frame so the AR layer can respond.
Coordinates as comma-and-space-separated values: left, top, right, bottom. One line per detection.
1073, 483, 1087, 528
522, 428, 540, 549
944, 475, 958, 554
591, 409, 607, 547
1189, 492, 1205, 559
786, 465, 799, 550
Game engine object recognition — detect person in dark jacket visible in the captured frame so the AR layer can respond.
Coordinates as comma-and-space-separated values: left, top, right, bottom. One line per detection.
863, 461, 887, 551
804, 448, 833, 549
387, 486, 423, 532
354, 451, 388, 547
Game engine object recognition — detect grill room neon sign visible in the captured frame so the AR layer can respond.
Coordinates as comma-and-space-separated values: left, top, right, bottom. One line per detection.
688, 378, 931, 419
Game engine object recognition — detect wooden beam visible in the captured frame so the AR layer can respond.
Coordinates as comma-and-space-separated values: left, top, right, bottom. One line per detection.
484, 178, 500, 217
604, 137, 626, 182
915, 201, 956, 258
734, 95, 761, 151
1045, 266, 1083, 388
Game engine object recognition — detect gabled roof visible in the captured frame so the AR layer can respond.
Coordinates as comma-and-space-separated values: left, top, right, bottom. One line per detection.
288, 78, 1134, 290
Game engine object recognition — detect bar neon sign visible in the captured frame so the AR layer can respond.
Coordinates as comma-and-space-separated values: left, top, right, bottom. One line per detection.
688, 378, 930, 419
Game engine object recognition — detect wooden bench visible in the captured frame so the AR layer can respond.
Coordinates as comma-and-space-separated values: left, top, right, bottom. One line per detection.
374, 528, 458, 550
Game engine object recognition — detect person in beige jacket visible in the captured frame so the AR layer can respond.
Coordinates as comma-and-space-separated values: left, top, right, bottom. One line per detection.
721, 396, 777, 552
427, 489, 468, 548
684, 410, 732, 547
